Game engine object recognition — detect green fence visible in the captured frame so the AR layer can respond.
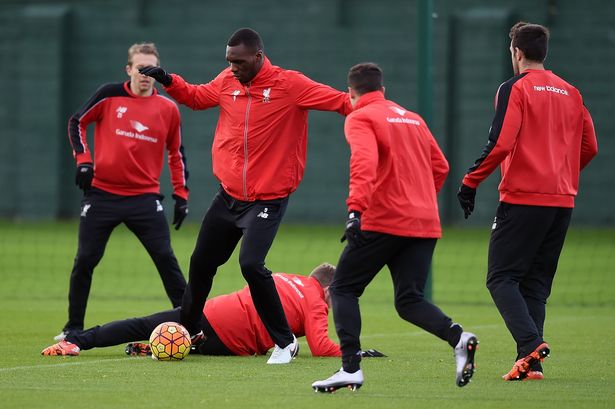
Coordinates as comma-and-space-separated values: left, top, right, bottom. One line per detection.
0, 0, 613, 224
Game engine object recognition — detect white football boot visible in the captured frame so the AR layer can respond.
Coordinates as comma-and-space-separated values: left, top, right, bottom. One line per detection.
312, 368, 364, 393
266, 334, 299, 364
455, 331, 479, 387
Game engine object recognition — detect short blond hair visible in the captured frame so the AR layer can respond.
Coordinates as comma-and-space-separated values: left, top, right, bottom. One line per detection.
127, 42, 159, 66
309, 263, 336, 288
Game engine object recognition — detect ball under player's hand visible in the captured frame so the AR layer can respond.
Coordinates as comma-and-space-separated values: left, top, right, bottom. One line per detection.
139, 66, 173, 87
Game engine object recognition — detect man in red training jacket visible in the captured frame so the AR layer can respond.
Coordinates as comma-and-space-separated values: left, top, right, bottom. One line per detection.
56, 43, 189, 342
457, 22, 598, 381
312, 63, 478, 393
139, 28, 352, 364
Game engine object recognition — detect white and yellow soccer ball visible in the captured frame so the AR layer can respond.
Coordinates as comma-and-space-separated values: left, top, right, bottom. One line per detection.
149, 322, 191, 361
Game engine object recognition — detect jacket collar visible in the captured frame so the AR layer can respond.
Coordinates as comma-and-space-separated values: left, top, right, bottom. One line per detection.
246, 56, 274, 86
354, 90, 385, 110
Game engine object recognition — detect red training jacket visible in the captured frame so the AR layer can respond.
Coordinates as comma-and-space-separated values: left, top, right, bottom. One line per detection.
463, 69, 598, 207
68, 82, 189, 199
164, 57, 352, 201
345, 91, 449, 238
204, 273, 340, 357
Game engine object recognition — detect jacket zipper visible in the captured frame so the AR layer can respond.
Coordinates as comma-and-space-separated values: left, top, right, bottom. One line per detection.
242, 84, 252, 200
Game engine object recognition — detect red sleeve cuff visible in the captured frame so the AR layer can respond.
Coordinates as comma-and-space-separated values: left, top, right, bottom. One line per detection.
461, 176, 478, 189
75, 152, 93, 165
174, 186, 189, 201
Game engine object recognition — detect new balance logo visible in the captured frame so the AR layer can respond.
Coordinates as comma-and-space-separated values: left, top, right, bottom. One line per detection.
116, 106, 128, 118
492, 217, 498, 230
81, 204, 91, 218
533, 85, 569, 96
156, 200, 163, 212
257, 207, 269, 219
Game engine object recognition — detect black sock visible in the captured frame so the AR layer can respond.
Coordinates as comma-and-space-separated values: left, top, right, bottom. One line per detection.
448, 323, 463, 348
342, 351, 362, 373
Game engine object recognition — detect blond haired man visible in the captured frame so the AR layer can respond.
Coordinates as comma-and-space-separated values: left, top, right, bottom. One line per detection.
55, 43, 189, 341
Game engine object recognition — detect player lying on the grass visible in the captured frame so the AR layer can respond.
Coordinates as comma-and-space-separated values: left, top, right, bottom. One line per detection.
42, 263, 385, 359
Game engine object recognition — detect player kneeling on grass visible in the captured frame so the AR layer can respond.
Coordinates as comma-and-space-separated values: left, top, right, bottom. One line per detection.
312, 63, 478, 393
42, 263, 385, 360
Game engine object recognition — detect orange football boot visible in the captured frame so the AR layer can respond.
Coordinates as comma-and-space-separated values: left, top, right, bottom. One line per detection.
525, 371, 545, 380
503, 343, 550, 381
41, 340, 81, 356
125, 342, 151, 356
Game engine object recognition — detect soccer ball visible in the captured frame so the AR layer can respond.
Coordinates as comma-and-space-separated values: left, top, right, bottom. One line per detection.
149, 322, 191, 361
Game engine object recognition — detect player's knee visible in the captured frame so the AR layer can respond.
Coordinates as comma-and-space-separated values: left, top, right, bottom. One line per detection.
150, 246, 175, 263
74, 249, 103, 270
394, 295, 422, 318
486, 272, 504, 294
189, 251, 219, 272
239, 258, 268, 280
329, 282, 364, 299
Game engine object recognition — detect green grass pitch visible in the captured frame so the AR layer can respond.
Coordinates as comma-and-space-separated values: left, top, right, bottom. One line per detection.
0, 221, 614, 408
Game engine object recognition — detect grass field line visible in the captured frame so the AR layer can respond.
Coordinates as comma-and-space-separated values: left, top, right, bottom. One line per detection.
0, 357, 132, 373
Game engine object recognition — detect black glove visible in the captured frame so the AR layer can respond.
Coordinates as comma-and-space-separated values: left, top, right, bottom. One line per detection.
457, 184, 477, 219
139, 66, 172, 87
360, 349, 387, 358
340, 210, 367, 247
75, 163, 94, 192
172, 195, 188, 230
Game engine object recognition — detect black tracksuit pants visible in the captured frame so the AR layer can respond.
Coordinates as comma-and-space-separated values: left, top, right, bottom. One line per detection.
487, 202, 572, 370
67, 307, 232, 355
330, 233, 461, 372
180, 186, 294, 347
64, 188, 186, 331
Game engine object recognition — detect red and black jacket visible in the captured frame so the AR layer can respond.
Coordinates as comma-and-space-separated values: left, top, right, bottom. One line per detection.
68, 81, 189, 199
463, 70, 597, 207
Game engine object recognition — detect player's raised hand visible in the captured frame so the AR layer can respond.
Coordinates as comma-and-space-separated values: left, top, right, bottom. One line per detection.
75, 163, 94, 192
139, 66, 172, 87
